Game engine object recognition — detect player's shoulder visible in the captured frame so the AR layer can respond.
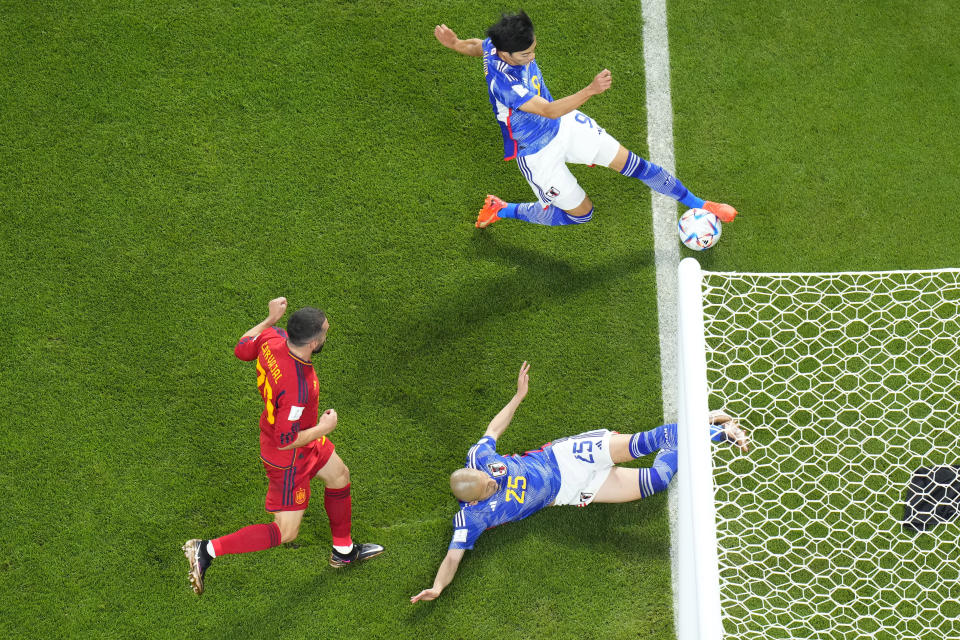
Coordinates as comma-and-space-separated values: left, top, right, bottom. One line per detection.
261, 325, 288, 342
465, 436, 499, 469
482, 40, 515, 79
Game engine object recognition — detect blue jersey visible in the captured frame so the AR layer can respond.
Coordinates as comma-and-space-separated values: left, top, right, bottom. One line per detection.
481, 38, 558, 160
449, 436, 562, 550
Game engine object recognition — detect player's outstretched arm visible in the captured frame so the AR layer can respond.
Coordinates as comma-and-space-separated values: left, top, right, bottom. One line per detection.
520, 69, 613, 119
434, 24, 483, 57
411, 548, 466, 603
482, 361, 530, 441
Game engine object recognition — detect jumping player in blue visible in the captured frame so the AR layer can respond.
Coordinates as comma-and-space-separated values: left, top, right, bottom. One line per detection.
434, 11, 739, 229
410, 362, 749, 603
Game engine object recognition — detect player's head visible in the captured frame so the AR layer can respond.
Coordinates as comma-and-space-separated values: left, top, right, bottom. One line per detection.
487, 10, 536, 62
287, 307, 329, 355
450, 468, 497, 502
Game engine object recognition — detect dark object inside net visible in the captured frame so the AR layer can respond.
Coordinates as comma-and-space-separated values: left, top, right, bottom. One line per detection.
903, 465, 960, 532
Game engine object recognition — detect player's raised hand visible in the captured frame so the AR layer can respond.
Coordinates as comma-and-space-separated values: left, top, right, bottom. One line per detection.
516, 361, 530, 400
411, 587, 442, 603
267, 297, 288, 323
589, 69, 612, 95
434, 24, 459, 49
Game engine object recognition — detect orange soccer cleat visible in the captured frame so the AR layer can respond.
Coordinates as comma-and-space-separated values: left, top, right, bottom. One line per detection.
702, 201, 738, 223
476, 194, 507, 228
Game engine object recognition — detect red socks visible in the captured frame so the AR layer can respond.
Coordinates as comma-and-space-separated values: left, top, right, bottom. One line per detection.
209, 486, 351, 554
324, 484, 353, 548
212, 522, 282, 556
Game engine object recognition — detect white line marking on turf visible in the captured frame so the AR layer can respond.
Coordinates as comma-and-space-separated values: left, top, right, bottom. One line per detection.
640, 0, 682, 634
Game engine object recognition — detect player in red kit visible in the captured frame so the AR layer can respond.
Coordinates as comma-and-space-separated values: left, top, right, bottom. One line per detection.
183, 297, 383, 595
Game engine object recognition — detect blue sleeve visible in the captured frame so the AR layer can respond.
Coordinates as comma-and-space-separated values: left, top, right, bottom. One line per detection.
465, 436, 498, 469
489, 73, 535, 111
448, 508, 485, 551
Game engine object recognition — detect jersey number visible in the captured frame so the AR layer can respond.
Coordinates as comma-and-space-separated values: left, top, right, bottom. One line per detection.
506, 475, 527, 504
572, 440, 595, 463
255, 360, 276, 425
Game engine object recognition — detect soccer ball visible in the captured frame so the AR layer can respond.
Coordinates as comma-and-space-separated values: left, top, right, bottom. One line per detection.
678, 208, 722, 251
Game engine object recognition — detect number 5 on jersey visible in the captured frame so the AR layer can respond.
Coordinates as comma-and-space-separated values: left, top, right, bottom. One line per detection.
506, 475, 527, 503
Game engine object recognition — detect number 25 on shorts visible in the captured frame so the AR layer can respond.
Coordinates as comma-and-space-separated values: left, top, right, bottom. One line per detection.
572, 440, 595, 464
506, 475, 527, 503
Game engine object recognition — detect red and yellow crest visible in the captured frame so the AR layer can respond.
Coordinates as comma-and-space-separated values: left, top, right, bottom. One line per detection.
295, 487, 307, 504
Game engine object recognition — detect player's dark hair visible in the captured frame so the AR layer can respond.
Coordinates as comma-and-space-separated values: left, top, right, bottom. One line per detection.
287, 307, 326, 346
486, 10, 535, 53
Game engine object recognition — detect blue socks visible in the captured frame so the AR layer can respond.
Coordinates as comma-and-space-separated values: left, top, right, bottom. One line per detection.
628, 423, 678, 458
638, 449, 678, 497
629, 422, 728, 455
629, 420, 733, 498
498, 149, 703, 228
630, 424, 680, 497
499, 201, 593, 226
619, 151, 705, 209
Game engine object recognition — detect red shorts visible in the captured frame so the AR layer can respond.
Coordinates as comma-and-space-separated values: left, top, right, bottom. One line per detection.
262, 437, 335, 512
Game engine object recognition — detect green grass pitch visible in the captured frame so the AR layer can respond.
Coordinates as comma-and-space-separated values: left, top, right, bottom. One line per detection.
1, 1, 958, 638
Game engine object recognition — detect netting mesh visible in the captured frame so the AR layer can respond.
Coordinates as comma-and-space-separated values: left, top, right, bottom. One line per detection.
701, 269, 960, 640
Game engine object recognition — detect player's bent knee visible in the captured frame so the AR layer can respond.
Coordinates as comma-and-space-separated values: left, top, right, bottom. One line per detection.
327, 464, 350, 489
279, 523, 300, 544
564, 196, 593, 217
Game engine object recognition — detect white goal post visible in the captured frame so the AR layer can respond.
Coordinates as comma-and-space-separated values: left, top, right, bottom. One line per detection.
676, 257, 960, 640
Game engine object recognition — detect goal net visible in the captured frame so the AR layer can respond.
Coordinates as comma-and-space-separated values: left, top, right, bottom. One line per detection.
676, 258, 960, 640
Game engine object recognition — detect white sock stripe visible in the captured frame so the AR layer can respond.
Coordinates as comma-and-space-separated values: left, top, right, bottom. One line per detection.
469, 444, 479, 469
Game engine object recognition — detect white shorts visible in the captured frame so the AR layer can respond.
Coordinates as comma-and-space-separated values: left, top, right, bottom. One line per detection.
551, 429, 615, 507
516, 110, 621, 211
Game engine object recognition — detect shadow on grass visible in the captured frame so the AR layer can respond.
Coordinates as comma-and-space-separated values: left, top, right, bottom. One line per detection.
380, 233, 652, 439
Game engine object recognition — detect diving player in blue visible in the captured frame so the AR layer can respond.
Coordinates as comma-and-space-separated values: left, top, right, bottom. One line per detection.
434, 11, 739, 229
410, 362, 749, 603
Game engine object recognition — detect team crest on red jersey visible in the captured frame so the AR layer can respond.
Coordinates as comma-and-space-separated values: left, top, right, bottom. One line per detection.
295, 487, 306, 504
486, 461, 507, 477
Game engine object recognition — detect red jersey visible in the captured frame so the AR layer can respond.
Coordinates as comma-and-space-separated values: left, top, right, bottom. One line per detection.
235, 327, 320, 469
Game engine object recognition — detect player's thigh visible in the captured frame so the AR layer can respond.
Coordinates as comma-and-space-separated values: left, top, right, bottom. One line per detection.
592, 467, 643, 504
273, 509, 306, 542
313, 450, 350, 489
608, 432, 638, 465
561, 111, 621, 168
517, 151, 586, 212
